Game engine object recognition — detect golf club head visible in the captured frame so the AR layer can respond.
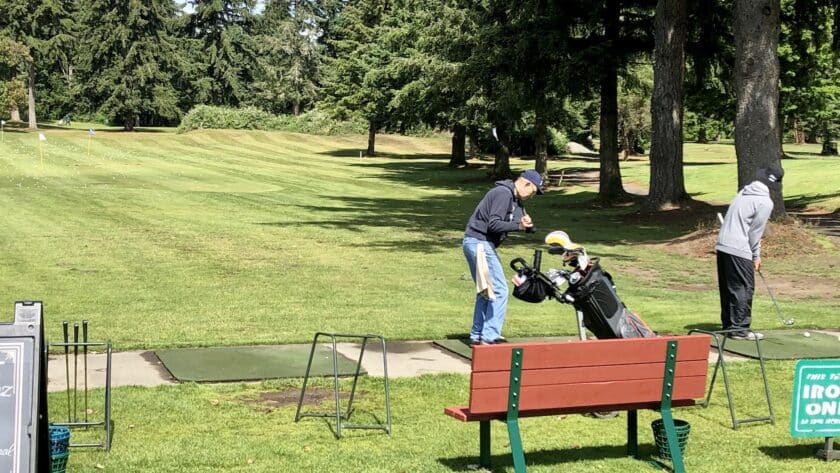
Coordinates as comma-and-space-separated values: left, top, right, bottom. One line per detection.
491, 127, 499, 141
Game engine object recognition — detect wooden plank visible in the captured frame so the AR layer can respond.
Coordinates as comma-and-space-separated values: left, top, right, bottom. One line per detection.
468, 376, 707, 414
446, 399, 698, 422
471, 335, 711, 372
471, 360, 708, 389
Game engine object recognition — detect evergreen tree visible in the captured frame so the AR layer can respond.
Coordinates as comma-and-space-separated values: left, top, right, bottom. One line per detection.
251, 0, 322, 115
187, 0, 257, 106
321, 0, 394, 156
76, 0, 181, 130
0, 0, 73, 128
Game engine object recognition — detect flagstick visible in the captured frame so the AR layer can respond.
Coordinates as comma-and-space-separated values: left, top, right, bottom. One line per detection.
38, 139, 43, 166
87, 134, 91, 158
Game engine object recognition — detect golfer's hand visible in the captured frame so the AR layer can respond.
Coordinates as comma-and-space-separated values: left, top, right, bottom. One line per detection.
519, 215, 533, 231
754, 258, 762, 271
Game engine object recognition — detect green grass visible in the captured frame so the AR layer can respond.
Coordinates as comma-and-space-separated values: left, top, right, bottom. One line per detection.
0, 130, 837, 349
53, 362, 840, 472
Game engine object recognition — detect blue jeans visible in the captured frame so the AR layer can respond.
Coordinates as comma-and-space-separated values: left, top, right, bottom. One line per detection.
463, 237, 508, 342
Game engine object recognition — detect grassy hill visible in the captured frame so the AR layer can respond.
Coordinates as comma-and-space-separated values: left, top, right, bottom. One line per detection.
0, 127, 837, 348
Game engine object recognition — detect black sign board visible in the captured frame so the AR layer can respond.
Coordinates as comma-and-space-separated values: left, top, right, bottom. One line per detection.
0, 301, 48, 473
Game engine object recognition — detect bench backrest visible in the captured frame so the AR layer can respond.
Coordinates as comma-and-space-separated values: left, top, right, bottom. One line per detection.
468, 334, 711, 415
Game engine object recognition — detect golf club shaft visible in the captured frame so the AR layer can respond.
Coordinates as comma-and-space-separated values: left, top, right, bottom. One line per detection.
74, 322, 79, 421
83, 320, 89, 423
757, 268, 793, 325
63, 321, 71, 422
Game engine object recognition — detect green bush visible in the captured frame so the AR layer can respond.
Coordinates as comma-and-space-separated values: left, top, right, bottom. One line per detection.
178, 106, 368, 135
548, 127, 569, 155
273, 110, 368, 135
178, 105, 276, 132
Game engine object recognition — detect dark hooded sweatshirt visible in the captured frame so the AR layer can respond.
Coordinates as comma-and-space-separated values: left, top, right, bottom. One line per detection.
464, 180, 526, 248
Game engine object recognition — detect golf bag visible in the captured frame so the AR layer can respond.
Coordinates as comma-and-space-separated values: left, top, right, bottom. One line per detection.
511, 251, 654, 340
562, 259, 653, 339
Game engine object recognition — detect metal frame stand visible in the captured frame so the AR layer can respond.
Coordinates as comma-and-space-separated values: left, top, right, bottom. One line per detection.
49, 339, 113, 451
689, 328, 774, 429
294, 332, 391, 439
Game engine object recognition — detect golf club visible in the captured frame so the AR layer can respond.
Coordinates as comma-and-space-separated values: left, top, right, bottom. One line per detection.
63, 321, 71, 422
757, 268, 795, 326
74, 322, 79, 421
83, 319, 89, 424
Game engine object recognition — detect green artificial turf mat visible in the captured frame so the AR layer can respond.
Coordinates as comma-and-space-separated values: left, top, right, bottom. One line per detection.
156, 344, 364, 382
714, 330, 840, 360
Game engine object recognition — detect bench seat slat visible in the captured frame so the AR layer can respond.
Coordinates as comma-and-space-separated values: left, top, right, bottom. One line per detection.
471, 359, 708, 389
471, 335, 709, 372
468, 375, 707, 414
445, 399, 699, 422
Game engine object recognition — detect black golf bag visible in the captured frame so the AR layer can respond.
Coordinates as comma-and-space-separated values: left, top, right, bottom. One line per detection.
511, 252, 654, 340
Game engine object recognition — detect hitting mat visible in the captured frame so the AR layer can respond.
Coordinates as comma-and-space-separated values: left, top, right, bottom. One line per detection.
434, 336, 578, 360
714, 330, 840, 360
156, 344, 365, 382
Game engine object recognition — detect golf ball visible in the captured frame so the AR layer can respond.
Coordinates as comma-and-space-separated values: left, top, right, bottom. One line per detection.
804, 331, 811, 337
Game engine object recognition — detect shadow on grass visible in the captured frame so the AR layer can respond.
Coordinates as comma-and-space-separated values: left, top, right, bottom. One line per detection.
439, 444, 665, 471
257, 159, 737, 252
758, 444, 825, 460
785, 191, 840, 210
319, 148, 451, 161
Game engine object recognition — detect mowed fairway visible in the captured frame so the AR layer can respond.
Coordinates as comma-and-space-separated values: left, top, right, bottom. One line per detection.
0, 128, 838, 348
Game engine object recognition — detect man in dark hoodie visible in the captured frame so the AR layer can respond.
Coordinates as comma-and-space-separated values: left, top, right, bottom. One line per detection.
716, 164, 784, 340
463, 169, 543, 345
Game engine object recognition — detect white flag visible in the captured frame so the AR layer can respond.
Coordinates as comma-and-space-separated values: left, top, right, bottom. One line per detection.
1, 120, 5, 126
89, 129, 95, 136
38, 133, 46, 141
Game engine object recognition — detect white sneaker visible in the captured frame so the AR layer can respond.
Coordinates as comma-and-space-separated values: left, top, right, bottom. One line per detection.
730, 331, 764, 341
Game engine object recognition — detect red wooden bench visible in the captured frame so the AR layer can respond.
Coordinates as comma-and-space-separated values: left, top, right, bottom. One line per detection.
444, 334, 712, 473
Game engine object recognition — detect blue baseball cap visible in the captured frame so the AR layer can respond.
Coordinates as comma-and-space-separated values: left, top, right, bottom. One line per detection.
520, 169, 544, 194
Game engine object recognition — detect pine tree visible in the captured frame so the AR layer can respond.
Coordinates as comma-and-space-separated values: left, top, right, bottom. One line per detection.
321, 0, 395, 156
76, 0, 181, 130
251, 0, 322, 115
187, 0, 257, 106
0, 0, 73, 128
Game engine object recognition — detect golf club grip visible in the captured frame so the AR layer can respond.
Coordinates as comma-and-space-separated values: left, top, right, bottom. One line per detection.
510, 257, 530, 272
63, 321, 69, 343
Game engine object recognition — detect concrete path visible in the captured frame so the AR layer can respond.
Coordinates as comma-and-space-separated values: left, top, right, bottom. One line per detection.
44, 339, 766, 392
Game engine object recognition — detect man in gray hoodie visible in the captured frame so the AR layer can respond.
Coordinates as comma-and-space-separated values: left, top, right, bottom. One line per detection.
715, 164, 784, 340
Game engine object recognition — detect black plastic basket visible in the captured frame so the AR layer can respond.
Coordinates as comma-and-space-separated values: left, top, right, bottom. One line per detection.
651, 418, 690, 460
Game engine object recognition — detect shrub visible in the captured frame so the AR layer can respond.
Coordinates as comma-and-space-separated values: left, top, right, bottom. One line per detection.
178, 106, 369, 135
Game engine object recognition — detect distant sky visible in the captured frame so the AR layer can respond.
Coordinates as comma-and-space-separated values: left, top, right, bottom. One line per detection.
176, 1, 266, 15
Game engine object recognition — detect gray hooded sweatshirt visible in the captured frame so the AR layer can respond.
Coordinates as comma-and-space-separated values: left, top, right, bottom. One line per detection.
716, 181, 774, 261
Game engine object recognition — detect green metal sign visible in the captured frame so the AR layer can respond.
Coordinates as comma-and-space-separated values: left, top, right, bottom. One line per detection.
791, 359, 840, 438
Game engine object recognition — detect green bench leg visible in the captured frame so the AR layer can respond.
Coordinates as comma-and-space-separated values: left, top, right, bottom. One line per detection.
507, 419, 526, 473
627, 409, 638, 458
507, 348, 526, 473
659, 340, 685, 473
480, 420, 491, 469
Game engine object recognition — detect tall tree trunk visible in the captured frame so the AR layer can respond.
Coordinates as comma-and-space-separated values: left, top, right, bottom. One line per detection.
792, 117, 804, 144
599, 0, 625, 203
366, 121, 377, 156
10, 107, 21, 121
124, 114, 136, 132
468, 126, 479, 158
27, 63, 37, 130
645, 0, 689, 211
534, 112, 548, 175
449, 123, 467, 167
491, 125, 512, 179
734, 0, 784, 218
697, 128, 708, 143
293, 102, 300, 116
